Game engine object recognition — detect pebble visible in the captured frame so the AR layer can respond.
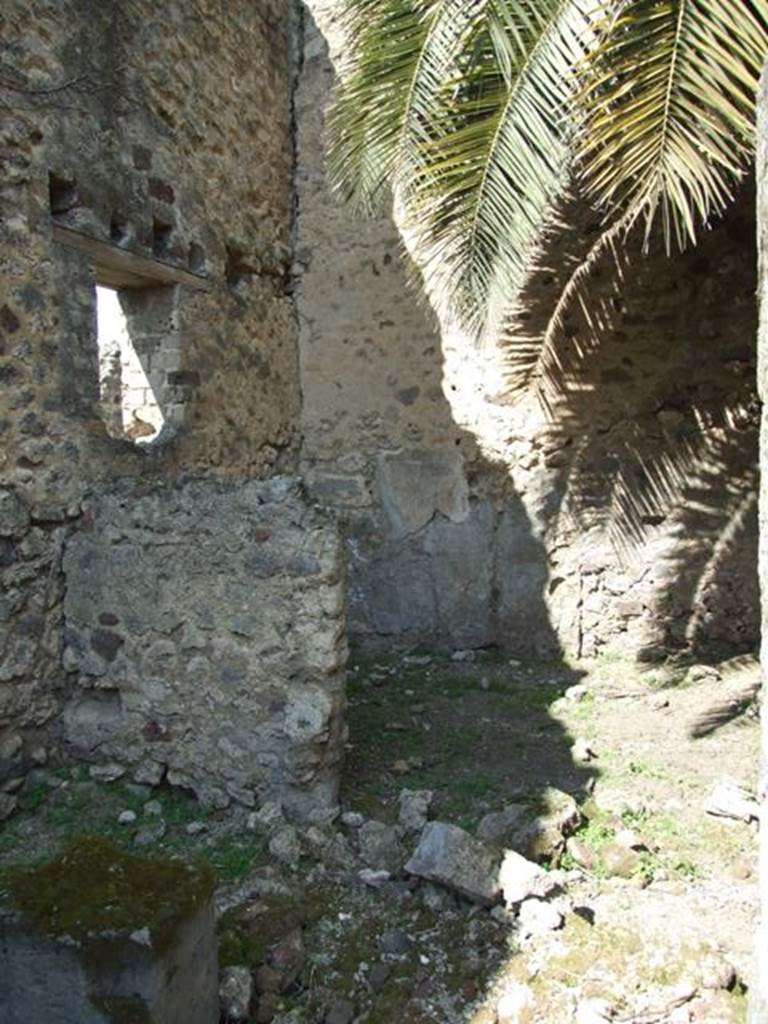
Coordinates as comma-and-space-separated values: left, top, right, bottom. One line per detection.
269, 826, 302, 870
359, 868, 391, 887
727, 859, 752, 881
566, 836, 597, 871
341, 811, 364, 829
306, 805, 340, 828
575, 997, 614, 1023
325, 999, 355, 1024
496, 983, 533, 1022
134, 821, 166, 846
118, 809, 137, 825
700, 955, 736, 991
398, 788, 433, 834
499, 849, 550, 905
143, 799, 163, 817
706, 780, 759, 822
185, 820, 208, 835
602, 843, 641, 879
615, 828, 646, 850
517, 897, 563, 936
248, 800, 286, 832
89, 763, 125, 783
451, 650, 475, 662
133, 761, 165, 786
218, 965, 253, 1022
368, 962, 390, 992
379, 927, 411, 955
124, 783, 152, 800
421, 881, 455, 912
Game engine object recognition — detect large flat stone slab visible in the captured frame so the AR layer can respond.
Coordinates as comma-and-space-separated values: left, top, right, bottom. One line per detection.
404, 821, 501, 905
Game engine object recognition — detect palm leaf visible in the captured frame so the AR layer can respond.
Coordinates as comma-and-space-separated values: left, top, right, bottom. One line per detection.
404, 0, 597, 337
328, 0, 486, 214
328, 0, 596, 338
578, 0, 768, 250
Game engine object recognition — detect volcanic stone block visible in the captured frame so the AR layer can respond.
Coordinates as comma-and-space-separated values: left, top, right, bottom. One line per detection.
0, 837, 218, 1023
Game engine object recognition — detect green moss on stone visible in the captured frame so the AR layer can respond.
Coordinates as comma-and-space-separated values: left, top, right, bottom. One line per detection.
91, 996, 153, 1024
9, 835, 214, 954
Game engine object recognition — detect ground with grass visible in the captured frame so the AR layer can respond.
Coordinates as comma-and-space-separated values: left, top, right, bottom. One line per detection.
0, 649, 759, 1022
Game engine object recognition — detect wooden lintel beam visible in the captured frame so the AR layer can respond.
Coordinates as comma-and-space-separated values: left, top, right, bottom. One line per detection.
52, 224, 212, 290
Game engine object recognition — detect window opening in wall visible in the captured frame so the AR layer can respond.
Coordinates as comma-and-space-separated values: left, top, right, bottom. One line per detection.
95, 284, 171, 445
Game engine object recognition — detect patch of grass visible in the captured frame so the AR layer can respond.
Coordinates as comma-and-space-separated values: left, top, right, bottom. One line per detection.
206, 834, 268, 882
578, 818, 616, 854
16, 782, 49, 814
441, 774, 502, 828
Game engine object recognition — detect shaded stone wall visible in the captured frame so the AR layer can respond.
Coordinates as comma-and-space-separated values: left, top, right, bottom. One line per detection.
297, 4, 759, 662
751, 63, 768, 1024
0, 0, 350, 816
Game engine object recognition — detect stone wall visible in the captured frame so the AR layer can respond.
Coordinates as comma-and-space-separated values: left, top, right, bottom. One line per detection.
61, 479, 346, 815
2, 0, 300, 501
0, 0, 351, 815
297, 4, 759, 662
751, 64, 768, 1024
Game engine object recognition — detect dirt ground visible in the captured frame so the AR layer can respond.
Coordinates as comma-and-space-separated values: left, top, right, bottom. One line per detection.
0, 649, 760, 1023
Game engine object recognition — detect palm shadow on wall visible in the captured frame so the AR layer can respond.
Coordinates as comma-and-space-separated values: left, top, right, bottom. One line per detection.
495, 182, 759, 664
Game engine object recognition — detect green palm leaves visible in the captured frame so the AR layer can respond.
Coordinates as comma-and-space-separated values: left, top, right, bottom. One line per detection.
328, 0, 768, 354
580, 0, 768, 249
330, 0, 597, 339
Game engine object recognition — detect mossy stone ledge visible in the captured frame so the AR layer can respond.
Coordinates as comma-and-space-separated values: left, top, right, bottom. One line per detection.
0, 836, 219, 1024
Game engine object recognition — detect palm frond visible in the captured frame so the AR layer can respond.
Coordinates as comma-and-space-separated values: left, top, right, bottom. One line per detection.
578, 0, 768, 250
327, 0, 484, 214
405, 0, 597, 338
328, 0, 596, 338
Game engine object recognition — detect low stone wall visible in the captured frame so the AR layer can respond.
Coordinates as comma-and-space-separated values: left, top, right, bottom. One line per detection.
60, 478, 347, 817
0, 489, 75, 739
